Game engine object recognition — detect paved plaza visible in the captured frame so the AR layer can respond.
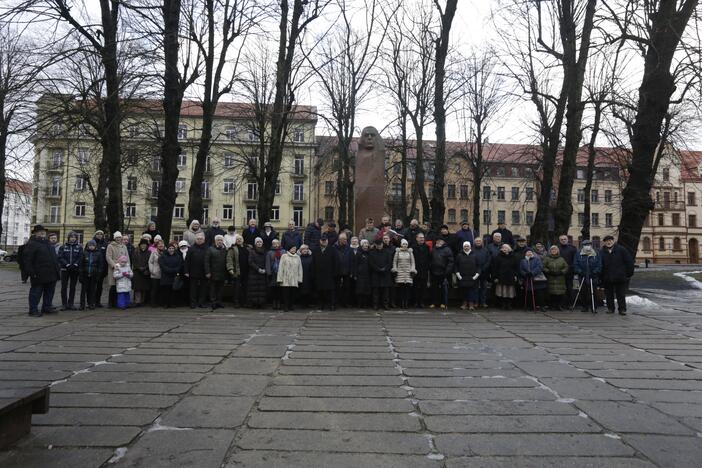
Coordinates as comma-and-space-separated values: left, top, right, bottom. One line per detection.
0, 268, 702, 467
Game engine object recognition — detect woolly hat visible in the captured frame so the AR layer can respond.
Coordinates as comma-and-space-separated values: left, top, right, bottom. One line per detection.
178, 240, 189, 248
113, 231, 122, 239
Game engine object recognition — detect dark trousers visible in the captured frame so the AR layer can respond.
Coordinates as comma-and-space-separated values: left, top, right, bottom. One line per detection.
209, 280, 224, 305
161, 284, 177, 307
61, 269, 79, 307
238, 276, 248, 306
579, 276, 596, 311
80, 275, 99, 308
565, 272, 574, 304
604, 281, 627, 312
230, 278, 240, 306
336, 275, 351, 307
150, 278, 161, 306
95, 273, 107, 305
396, 284, 411, 308
317, 288, 336, 309
550, 294, 564, 309
477, 279, 488, 306
372, 286, 389, 309
357, 294, 371, 308
190, 278, 209, 306
108, 286, 117, 308
430, 274, 447, 306
29, 281, 56, 313
281, 287, 297, 311
413, 276, 428, 306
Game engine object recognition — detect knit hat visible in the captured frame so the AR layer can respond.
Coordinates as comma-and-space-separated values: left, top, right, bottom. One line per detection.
142, 233, 152, 241
94, 230, 104, 236
215, 235, 224, 241
113, 231, 122, 239
401, 239, 409, 247
178, 240, 188, 248
154, 234, 163, 242
138, 239, 149, 247
86, 240, 97, 247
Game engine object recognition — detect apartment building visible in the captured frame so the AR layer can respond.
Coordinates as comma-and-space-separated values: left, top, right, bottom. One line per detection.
2, 179, 32, 250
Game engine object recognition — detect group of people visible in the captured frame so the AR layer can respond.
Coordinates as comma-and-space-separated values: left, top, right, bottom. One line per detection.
19, 215, 635, 317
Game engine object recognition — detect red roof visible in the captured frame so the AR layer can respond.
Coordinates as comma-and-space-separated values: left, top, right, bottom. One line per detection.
680, 150, 702, 181
6, 179, 32, 196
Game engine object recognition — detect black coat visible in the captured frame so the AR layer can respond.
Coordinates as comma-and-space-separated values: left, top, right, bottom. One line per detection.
131, 248, 151, 291
312, 246, 339, 291
405, 227, 425, 247
94, 237, 109, 275
158, 251, 183, 286
325, 229, 339, 247
491, 228, 514, 247
23, 237, 60, 285
455, 250, 479, 288
491, 252, 519, 286
79, 249, 104, 279
558, 243, 578, 268
261, 229, 279, 251
600, 244, 634, 284
281, 230, 303, 251
300, 253, 314, 294
369, 245, 394, 288
335, 244, 354, 276
472, 245, 492, 279
248, 247, 267, 305
205, 226, 226, 247
205, 245, 229, 281
185, 243, 208, 279
412, 244, 431, 279
236, 244, 250, 280
242, 227, 261, 248
353, 249, 372, 294
303, 223, 321, 247
430, 244, 454, 277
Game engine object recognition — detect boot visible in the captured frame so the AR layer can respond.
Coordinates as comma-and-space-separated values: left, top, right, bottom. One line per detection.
460, 301, 468, 310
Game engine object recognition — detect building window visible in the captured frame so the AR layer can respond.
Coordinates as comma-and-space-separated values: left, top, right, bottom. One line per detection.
605, 213, 613, 227
688, 191, 696, 206
270, 206, 280, 221
293, 207, 303, 227
448, 209, 456, 223
293, 183, 304, 202
526, 211, 534, 225
151, 155, 161, 172
482, 186, 491, 200
672, 213, 680, 226
248, 130, 256, 142
483, 210, 491, 226
50, 177, 61, 197
77, 148, 89, 165
222, 205, 233, 220
576, 169, 585, 179
51, 149, 63, 168
125, 203, 136, 218
391, 182, 402, 197
658, 213, 664, 226
205, 155, 212, 173
224, 152, 235, 168
497, 210, 505, 224
510, 167, 519, 177
75, 175, 86, 191
591, 190, 599, 203
175, 178, 186, 193
170, 231, 183, 242
223, 179, 235, 194
592, 236, 601, 250
325, 181, 334, 195
673, 237, 682, 251
293, 128, 305, 143
174, 153, 186, 168
294, 155, 304, 175
225, 126, 237, 140
511, 187, 519, 201
447, 184, 456, 199
497, 187, 505, 200
247, 182, 258, 200
578, 212, 585, 226
604, 190, 612, 203
149, 206, 158, 221
49, 205, 60, 223
525, 187, 534, 201
459, 185, 469, 199
642, 237, 651, 252
177, 124, 187, 140
324, 206, 334, 221
460, 209, 468, 223
511, 210, 520, 225
689, 214, 697, 228
392, 163, 401, 175
201, 180, 210, 198
659, 237, 665, 251
246, 206, 257, 222
74, 203, 86, 217
662, 167, 670, 182
591, 213, 599, 227
202, 206, 209, 224
577, 189, 585, 203
173, 204, 184, 218
496, 167, 506, 177
275, 179, 281, 195
151, 180, 160, 198
127, 176, 138, 192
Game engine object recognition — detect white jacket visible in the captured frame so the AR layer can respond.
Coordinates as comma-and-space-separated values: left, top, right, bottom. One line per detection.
277, 252, 303, 287
113, 265, 133, 293
148, 251, 162, 279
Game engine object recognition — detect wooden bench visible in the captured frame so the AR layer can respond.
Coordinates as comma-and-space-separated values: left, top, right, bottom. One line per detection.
0, 387, 50, 450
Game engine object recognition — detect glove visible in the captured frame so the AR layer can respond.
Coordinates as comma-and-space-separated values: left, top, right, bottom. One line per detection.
122, 272, 129, 277
455, 273, 462, 281
472, 273, 479, 280
258, 268, 266, 274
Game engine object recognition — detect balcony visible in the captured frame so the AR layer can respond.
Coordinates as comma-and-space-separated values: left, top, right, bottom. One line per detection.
244, 195, 258, 202
291, 196, 305, 204
46, 190, 61, 199
655, 201, 686, 211
47, 163, 63, 172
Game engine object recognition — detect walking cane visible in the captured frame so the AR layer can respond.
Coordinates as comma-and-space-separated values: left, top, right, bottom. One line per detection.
589, 276, 596, 314
571, 276, 585, 310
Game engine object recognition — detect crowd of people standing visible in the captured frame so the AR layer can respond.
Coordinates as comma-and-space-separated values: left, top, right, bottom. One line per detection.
19, 215, 635, 317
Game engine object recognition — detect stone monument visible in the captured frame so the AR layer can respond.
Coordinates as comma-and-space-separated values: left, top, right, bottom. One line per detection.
354, 126, 385, 233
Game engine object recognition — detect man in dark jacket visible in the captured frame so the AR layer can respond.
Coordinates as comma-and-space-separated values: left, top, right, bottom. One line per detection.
92, 230, 109, 307
312, 234, 339, 310
405, 219, 425, 248
436, 224, 457, 253
491, 222, 514, 248
600, 235, 634, 315
205, 235, 228, 309
325, 223, 339, 247
574, 240, 602, 313
281, 220, 302, 251
242, 218, 261, 248
455, 222, 477, 251
412, 233, 431, 307
558, 234, 578, 305
58, 231, 83, 310
261, 222, 279, 250
487, 232, 503, 259
429, 238, 454, 309
205, 218, 226, 247
79, 240, 104, 310
23, 225, 60, 317
304, 218, 323, 248
334, 233, 354, 307
185, 232, 209, 308
513, 236, 529, 263
472, 237, 491, 308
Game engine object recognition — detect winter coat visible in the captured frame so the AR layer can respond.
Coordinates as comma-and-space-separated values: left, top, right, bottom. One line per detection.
106, 241, 129, 287
224, 233, 237, 249
300, 253, 314, 294
79, 249, 104, 280
312, 246, 339, 291
392, 248, 416, 284
520, 255, 547, 291
353, 249, 372, 294
487, 242, 502, 260
242, 227, 261, 248
236, 244, 249, 280
558, 243, 578, 269
23, 237, 60, 285
412, 243, 431, 279
404, 227, 425, 247
248, 247, 267, 305
226, 246, 241, 278
158, 251, 183, 287
261, 229, 279, 251
183, 228, 204, 247
513, 245, 528, 264
185, 243, 208, 279
600, 244, 634, 284
204, 226, 226, 247
574, 250, 602, 278
491, 228, 514, 247
132, 248, 152, 291
325, 229, 339, 248
281, 230, 302, 251
430, 244, 454, 277
58, 242, 83, 271
542, 254, 569, 296
143, 228, 160, 240
358, 227, 379, 244
93, 237, 109, 275
455, 250, 479, 288
303, 223, 321, 247
148, 250, 162, 280
266, 248, 283, 287
277, 252, 303, 287
437, 233, 458, 253
369, 245, 394, 288
491, 252, 519, 286
113, 264, 133, 293
205, 245, 229, 281
335, 244, 354, 276
472, 245, 492, 279
455, 229, 477, 249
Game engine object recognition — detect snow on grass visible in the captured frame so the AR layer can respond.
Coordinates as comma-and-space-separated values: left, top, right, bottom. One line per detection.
674, 270, 702, 290
627, 295, 658, 307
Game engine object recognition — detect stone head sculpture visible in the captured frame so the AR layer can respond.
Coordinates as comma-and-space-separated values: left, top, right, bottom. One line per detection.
360, 126, 380, 151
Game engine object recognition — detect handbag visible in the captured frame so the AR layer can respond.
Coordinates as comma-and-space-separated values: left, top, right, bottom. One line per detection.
533, 272, 547, 282
172, 275, 184, 291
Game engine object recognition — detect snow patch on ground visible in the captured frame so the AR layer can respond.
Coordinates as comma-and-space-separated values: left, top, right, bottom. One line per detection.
674, 271, 702, 290
627, 295, 658, 307
108, 447, 128, 464
146, 418, 193, 432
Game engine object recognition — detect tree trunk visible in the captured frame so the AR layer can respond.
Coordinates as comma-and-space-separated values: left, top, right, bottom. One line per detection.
188, 99, 213, 225
581, 104, 602, 241
0, 127, 6, 244
617, 0, 698, 256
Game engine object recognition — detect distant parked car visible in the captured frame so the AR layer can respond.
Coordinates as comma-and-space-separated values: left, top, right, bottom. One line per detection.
0, 249, 7, 260
3, 252, 18, 262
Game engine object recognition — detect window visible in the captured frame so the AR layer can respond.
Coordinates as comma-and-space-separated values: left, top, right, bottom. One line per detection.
688, 192, 696, 206
222, 205, 233, 220
391, 182, 402, 197
483, 210, 491, 226
127, 176, 138, 192
274, 179, 281, 195
172, 232, 184, 242
662, 167, 670, 182
202, 206, 209, 224
247, 182, 258, 200
205, 155, 212, 173
460, 185, 469, 199
448, 209, 456, 223
592, 236, 601, 250
294, 155, 304, 175
177, 153, 187, 168
526, 211, 534, 225
325, 181, 334, 195
293, 128, 305, 143
246, 206, 257, 222
511, 210, 520, 225
577, 189, 585, 203
50, 177, 61, 196
177, 124, 187, 140
293, 207, 303, 227
447, 184, 456, 199
224, 152, 235, 168
77, 148, 89, 165
497, 210, 505, 224
591, 213, 599, 227
223, 179, 235, 194
605, 213, 613, 227
323, 206, 334, 222
151, 180, 160, 198
74, 202, 86, 217
49, 206, 60, 223
658, 213, 664, 226
591, 190, 599, 203
460, 209, 468, 223
151, 155, 161, 172
202, 180, 210, 198
604, 190, 612, 203
690, 214, 697, 228
248, 130, 256, 142
267, 206, 278, 221
576, 169, 585, 179
51, 149, 63, 168
672, 213, 680, 226
578, 212, 585, 226
496, 167, 506, 176
225, 126, 237, 140
642, 237, 651, 251
510, 167, 519, 177
125, 203, 136, 218
659, 237, 665, 251
293, 183, 304, 202
497, 187, 505, 200
482, 186, 491, 200
126, 151, 138, 165
673, 237, 682, 251
150, 206, 158, 221
511, 187, 519, 201
75, 175, 86, 191
173, 204, 184, 218
175, 178, 186, 193
392, 163, 401, 175
525, 187, 534, 201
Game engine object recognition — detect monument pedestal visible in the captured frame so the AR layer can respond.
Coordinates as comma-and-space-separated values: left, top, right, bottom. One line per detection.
354, 127, 385, 233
